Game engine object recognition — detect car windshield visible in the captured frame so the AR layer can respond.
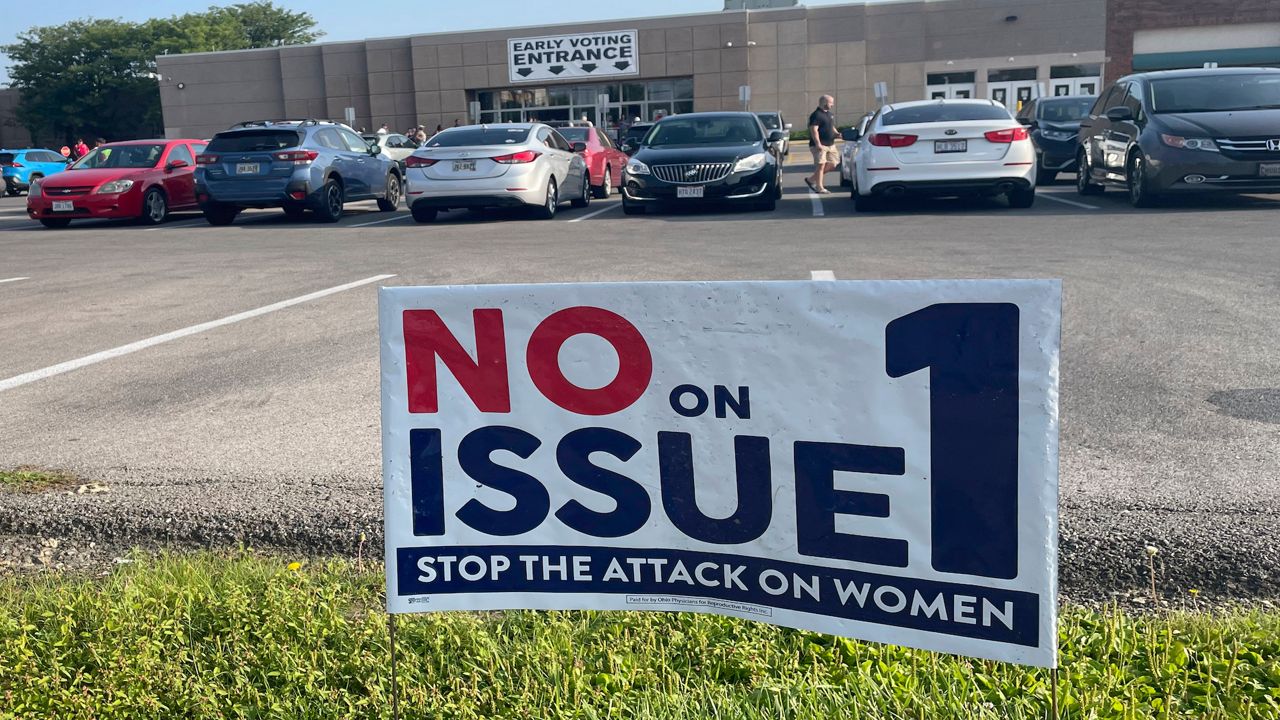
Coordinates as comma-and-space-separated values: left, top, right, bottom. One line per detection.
206, 130, 302, 153
882, 104, 1012, 126
645, 117, 762, 146
426, 127, 531, 147
624, 125, 651, 140
1150, 73, 1280, 113
557, 128, 591, 143
71, 144, 165, 169
1038, 98, 1095, 122
756, 113, 782, 130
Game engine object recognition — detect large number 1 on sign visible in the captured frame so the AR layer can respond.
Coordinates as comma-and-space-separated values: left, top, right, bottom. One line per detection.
886, 303, 1020, 580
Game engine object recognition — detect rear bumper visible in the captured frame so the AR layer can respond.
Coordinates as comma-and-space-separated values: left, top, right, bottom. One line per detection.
196, 175, 311, 208
4, 176, 28, 192
867, 176, 1033, 196
404, 168, 547, 209
410, 194, 534, 210
26, 191, 144, 219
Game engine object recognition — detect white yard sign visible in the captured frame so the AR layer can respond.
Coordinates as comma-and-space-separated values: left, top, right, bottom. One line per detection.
381, 280, 1060, 668
508, 30, 639, 83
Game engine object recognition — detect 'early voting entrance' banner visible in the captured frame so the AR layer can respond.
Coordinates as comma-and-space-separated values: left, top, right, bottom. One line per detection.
380, 281, 1060, 667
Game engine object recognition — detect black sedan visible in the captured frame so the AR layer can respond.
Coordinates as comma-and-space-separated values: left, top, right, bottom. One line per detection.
1077, 67, 1280, 207
619, 112, 785, 215
1016, 95, 1096, 184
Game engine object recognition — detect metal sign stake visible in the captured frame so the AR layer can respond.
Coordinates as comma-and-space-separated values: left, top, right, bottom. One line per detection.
389, 613, 401, 720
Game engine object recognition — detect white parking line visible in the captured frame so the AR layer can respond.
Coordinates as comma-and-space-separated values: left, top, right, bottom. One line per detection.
810, 270, 836, 281
0, 277, 31, 284
568, 202, 620, 223
1038, 193, 1100, 210
350, 214, 412, 228
143, 219, 209, 232
807, 190, 825, 217
0, 274, 396, 394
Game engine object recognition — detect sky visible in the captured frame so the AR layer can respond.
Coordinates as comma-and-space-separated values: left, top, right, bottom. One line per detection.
1, 0, 857, 86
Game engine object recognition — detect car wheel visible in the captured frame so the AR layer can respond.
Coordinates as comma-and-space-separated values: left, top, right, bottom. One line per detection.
4, 184, 18, 197
313, 179, 344, 223
39, 218, 72, 229
377, 173, 401, 212
1007, 184, 1036, 209
282, 204, 308, 220
622, 199, 645, 215
410, 204, 437, 223
1076, 150, 1104, 195
202, 203, 240, 226
1127, 152, 1159, 208
571, 173, 590, 209
853, 189, 879, 212
534, 177, 558, 219
592, 167, 612, 199
139, 187, 168, 225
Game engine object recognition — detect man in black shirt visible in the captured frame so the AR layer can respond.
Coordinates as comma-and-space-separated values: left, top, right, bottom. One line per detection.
805, 95, 838, 194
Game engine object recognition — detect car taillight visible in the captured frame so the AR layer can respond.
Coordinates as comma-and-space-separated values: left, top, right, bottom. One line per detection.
492, 150, 540, 164
984, 127, 1030, 143
274, 150, 319, 165
8, 161, 22, 168
195, 154, 219, 165
405, 156, 438, 168
868, 133, 917, 148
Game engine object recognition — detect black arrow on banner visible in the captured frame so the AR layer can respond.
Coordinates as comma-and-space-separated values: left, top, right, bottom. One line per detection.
516, 67, 533, 77
548, 65, 565, 75
582, 63, 598, 73
614, 61, 630, 71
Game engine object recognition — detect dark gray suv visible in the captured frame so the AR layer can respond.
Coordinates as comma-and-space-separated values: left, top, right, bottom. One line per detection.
1076, 67, 1280, 207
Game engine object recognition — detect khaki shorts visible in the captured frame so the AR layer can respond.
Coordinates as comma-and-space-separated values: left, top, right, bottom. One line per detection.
810, 144, 839, 166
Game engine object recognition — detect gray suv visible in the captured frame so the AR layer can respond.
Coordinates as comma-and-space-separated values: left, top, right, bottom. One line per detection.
195, 119, 402, 224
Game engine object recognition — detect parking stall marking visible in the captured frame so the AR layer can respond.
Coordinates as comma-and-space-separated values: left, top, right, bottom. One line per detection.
810, 270, 836, 281
567, 202, 621, 223
807, 189, 825, 217
0, 273, 396, 394
350, 214, 414, 228
0, 277, 31, 284
143, 218, 210, 232
1037, 193, 1100, 211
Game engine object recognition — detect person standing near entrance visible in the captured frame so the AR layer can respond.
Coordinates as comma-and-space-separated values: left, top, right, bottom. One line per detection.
805, 95, 838, 194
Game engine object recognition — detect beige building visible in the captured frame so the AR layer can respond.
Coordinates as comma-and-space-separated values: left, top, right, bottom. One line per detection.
156, 0, 1106, 140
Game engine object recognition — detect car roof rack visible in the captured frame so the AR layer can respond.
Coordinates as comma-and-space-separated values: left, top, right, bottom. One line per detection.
229, 119, 322, 129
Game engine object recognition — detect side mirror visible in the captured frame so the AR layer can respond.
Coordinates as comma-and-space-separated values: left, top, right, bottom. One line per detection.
570, 141, 587, 153
784, 122, 793, 131
1106, 106, 1134, 122
368, 141, 381, 155
166, 159, 190, 170
767, 130, 785, 143
840, 127, 860, 141
621, 139, 638, 154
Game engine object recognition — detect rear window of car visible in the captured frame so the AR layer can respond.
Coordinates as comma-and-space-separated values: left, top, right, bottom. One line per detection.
882, 104, 1012, 126
425, 128, 531, 147
1037, 98, 1095, 122
756, 113, 782, 129
557, 128, 590, 143
206, 130, 302, 153
0, 153, 16, 165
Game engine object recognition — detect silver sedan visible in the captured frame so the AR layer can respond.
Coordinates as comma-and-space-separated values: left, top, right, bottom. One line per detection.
404, 123, 591, 223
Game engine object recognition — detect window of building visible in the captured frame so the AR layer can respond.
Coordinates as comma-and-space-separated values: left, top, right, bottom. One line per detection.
474, 79, 696, 126
926, 71, 976, 85
1050, 64, 1103, 79
988, 67, 1038, 83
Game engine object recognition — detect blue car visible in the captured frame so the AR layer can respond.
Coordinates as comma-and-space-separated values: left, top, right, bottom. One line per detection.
194, 119, 403, 225
1, 148, 70, 196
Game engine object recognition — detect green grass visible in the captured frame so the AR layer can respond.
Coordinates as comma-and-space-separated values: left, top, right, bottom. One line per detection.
0, 466, 76, 493
1, 552, 1277, 719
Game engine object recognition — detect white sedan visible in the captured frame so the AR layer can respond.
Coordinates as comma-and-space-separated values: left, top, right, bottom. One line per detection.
404, 123, 591, 222
849, 99, 1036, 211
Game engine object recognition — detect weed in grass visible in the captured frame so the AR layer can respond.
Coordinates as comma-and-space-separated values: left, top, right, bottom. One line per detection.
0, 551, 1277, 719
0, 465, 77, 493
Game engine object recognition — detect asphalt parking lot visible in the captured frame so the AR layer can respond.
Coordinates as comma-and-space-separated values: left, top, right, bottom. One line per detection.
1, 160, 1278, 599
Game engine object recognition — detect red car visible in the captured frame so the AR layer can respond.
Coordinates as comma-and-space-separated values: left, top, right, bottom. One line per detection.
27, 139, 207, 228
555, 126, 629, 198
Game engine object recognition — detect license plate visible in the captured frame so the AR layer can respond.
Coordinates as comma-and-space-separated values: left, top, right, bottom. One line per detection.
935, 140, 967, 153
677, 186, 704, 198
453, 160, 476, 172
235, 163, 259, 175
52, 200, 74, 212
1260, 162, 1280, 177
